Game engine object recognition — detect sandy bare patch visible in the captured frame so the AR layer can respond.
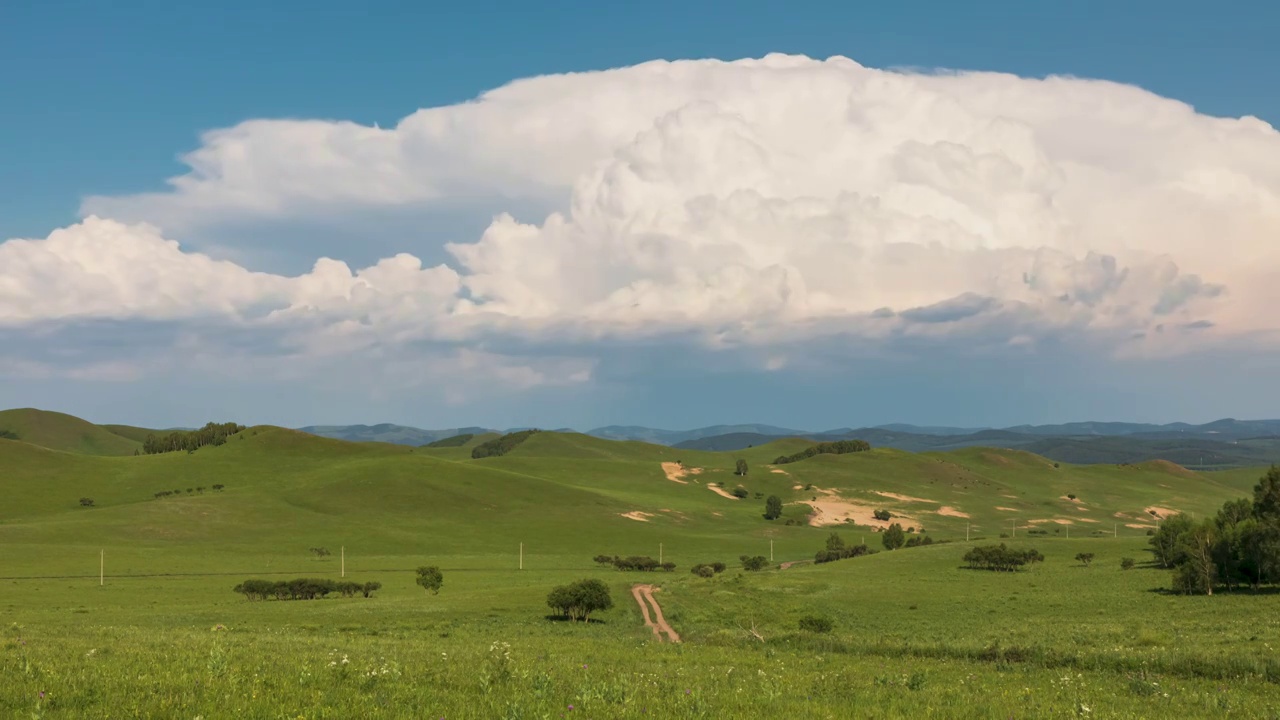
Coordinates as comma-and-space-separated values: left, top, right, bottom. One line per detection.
660, 462, 688, 484
791, 484, 804, 490
936, 506, 970, 518
707, 484, 740, 500
1001, 494, 1019, 499
1144, 506, 1179, 518
1127, 522, 1157, 529
1028, 518, 1075, 525
711, 511, 723, 517
769, 467, 789, 475
874, 491, 937, 504
1077, 517, 1100, 523
797, 488, 911, 529
995, 506, 1019, 512
1113, 511, 1130, 519
1059, 495, 1082, 503
620, 511, 654, 522
1075, 506, 1090, 512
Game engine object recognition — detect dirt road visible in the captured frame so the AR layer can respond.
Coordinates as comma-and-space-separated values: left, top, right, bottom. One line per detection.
631, 584, 681, 643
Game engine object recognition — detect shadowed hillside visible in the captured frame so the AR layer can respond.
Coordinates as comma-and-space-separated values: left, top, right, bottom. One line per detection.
0, 408, 141, 456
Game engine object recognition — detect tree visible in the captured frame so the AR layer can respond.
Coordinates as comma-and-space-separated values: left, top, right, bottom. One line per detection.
872, 509, 891, 521
361, 581, 382, 598
1252, 465, 1280, 521
546, 579, 613, 622
1149, 513, 1194, 568
415, 566, 443, 595
1120, 557, 1136, 570
764, 495, 783, 520
740, 555, 770, 571
735, 459, 748, 476
1174, 521, 1217, 595
79, 497, 95, 507
882, 523, 905, 550
731, 487, 749, 499
1075, 552, 1095, 567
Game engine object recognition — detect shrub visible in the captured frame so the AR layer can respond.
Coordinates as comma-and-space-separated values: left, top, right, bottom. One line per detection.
593, 554, 614, 565
336, 581, 362, 598
882, 523, 906, 550
692, 565, 715, 578
872, 509, 891, 521
78, 497, 95, 507
546, 579, 613, 622
710, 562, 726, 573
740, 555, 770, 571
1075, 552, 1095, 567
1120, 557, 1136, 570
212, 484, 224, 491
416, 566, 444, 594
660, 562, 676, 572
308, 547, 331, 558
798, 615, 833, 633
471, 429, 540, 459
611, 556, 661, 572
731, 487, 749, 499
361, 581, 382, 598
773, 439, 871, 465
0, 429, 19, 440
764, 495, 783, 520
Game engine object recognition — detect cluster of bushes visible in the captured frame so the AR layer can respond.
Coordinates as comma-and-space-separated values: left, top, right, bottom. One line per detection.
546, 579, 612, 622
690, 562, 727, 577
79, 497, 95, 507
141, 422, 246, 455
1150, 466, 1280, 595
593, 555, 675, 572
873, 509, 892, 521
815, 532, 873, 564
309, 547, 331, 557
731, 487, 749, 499
773, 439, 871, 465
0, 429, 18, 440
740, 555, 771, 571
152, 485, 223, 499
962, 544, 1044, 572
471, 430, 540, 459
233, 578, 381, 601
904, 535, 939, 548
425, 433, 474, 448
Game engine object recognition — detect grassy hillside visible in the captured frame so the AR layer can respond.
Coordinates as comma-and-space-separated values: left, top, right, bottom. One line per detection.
5, 418, 1280, 717
0, 408, 141, 456
98, 423, 161, 443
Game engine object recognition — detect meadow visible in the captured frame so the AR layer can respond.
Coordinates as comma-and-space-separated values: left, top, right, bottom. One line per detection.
2, 410, 1279, 718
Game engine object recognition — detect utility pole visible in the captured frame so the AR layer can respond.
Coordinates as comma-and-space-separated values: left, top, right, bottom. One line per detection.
1012, 519, 1016, 538
659, 543, 663, 564
341, 546, 345, 578
1066, 524, 1069, 539
519, 543, 524, 570
966, 523, 970, 542
100, 550, 104, 587
769, 539, 774, 562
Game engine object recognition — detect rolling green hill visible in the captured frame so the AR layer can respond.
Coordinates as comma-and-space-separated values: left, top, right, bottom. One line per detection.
0, 408, 142, 456
5, 412, 1280, 718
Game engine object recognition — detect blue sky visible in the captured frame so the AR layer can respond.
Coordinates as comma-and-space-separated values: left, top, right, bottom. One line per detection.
1, 0, 1278, 429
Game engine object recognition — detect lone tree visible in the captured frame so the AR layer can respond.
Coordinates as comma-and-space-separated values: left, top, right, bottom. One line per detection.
546, 578, 613, 622
79, 497, 95, 507
416, 566, 443, 595
735, 459, 749, 476
1075, 552, 1095, 567
882, 523, 906, 550
764, 495, 783, 520
873, 509, 891, 521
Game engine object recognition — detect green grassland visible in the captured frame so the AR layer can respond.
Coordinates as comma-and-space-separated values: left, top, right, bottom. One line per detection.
2, 410, 1279, 718
0, 408, 142, 456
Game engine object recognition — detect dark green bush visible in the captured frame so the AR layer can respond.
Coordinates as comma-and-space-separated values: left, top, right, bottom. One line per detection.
471, 430, 540, 459
773, 439, 871, 465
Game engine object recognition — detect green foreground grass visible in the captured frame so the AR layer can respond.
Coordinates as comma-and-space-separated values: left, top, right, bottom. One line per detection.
3, 420, 1280, 717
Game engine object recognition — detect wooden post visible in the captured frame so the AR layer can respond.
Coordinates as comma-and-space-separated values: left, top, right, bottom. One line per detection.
99, 550, 104, 587
659, 542, 663, 565
341, 546, 345, 578
966, 523, 969, 542
769, 539, 773, 562
519, 542, 523, 570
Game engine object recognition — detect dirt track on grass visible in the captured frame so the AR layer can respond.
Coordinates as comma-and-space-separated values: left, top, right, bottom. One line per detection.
632, 584, 680, 643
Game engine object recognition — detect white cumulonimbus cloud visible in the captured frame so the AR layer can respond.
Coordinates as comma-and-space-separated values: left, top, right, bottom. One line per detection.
3, 53, 1279, 371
